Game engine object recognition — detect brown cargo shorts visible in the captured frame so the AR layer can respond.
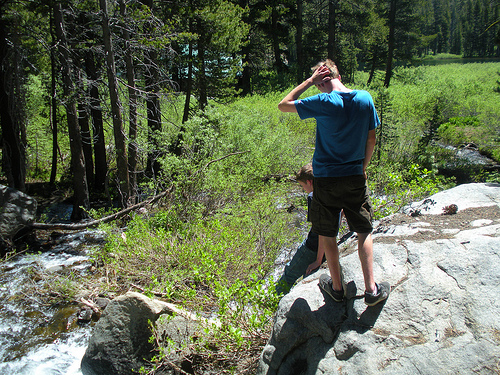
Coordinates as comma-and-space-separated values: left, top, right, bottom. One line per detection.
310, 175, 374, 237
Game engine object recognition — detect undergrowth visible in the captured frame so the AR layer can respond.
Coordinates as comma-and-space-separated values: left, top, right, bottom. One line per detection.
95, 182, 297, 374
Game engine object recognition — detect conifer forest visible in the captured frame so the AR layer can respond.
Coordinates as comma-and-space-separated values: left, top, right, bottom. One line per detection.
0, 0, 499, 218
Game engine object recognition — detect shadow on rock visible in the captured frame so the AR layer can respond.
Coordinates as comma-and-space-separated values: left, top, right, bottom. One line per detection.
258, 277, 388, 375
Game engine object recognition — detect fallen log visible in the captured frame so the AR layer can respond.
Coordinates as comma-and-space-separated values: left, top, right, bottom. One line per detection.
30, 187, 173, 231
28, 151, 249, 231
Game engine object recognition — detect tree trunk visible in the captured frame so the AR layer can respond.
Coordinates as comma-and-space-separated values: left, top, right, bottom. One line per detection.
78, 98, 93, 191
327, 0, 338, 60
182, 15, 194, 124
49, 16, 59, 185
296, 0, 304, 84
384, 0, 397, 88
0, 18, 26, 192
197, 18, 208, 110
84, 51, 107, 193
120, 0, 138, 202
53, 3, 89, 221
100, 0, 130, 207
76, 57, 94, 191
271, 6, 284, 74
141, 0, 163, 178
145, 60, 162, 177
367, 50, 378, 86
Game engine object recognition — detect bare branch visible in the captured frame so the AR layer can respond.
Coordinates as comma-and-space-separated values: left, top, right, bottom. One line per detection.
30, 187, 173, 230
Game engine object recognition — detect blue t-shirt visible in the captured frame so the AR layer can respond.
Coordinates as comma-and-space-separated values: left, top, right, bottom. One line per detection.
295, 90, 380, 177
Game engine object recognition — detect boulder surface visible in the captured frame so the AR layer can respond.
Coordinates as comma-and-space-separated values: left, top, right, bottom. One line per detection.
81, 292, 171, 375
81, 292, 203, 375
258, 183, 500, 375
0, 185, 37, 243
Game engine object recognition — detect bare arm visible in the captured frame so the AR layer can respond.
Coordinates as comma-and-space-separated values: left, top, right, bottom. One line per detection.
278, 65, 331, 113
278, 79, 313, 113
306, 246, 325, 275
363, 129, 376, 179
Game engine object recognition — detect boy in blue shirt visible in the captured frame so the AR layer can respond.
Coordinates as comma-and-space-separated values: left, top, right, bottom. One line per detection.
278, 60, 390, 306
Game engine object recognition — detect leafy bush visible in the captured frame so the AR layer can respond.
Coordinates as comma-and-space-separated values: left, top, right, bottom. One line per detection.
368, 162, 453, 219
97, 182, 299, 372
437, 116, 483, 146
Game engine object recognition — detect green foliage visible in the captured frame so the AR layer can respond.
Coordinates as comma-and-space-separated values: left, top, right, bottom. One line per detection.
100, 182, 293, 305
98, 182, 296, 371
369, 163, 453, 219
419, 53, 463, 61
25, 75, 54, 180
158, 90, 313, 198
369, 63, 500, 170
437, 116, 482, 145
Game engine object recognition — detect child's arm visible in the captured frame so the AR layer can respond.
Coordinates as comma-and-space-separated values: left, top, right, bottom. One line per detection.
306, 247, 325, 275
278, 65, 330, 113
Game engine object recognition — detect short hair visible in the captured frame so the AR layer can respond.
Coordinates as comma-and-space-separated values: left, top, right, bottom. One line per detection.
311, 59, 340, 79
296, 163, 314, 183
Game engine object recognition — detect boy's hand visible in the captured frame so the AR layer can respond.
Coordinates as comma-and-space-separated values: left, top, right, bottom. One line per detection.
310, 65, 331, 85
306, 260, 321, 275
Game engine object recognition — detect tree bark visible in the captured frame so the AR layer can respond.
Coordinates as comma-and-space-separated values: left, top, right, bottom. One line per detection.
120, 0, 138, 202
140, 0, 163, 179
271, 6, 284, 74
384, 0, 397, 88
182, 38, 193, 125
296, 0, 304, 84
53, 3, 90, 221
327, 0, 338, 60
76, 57, 94, 190
49, 15, 59, 185
197, 18, 208, 110
100, 0, 130, 207
84, 51, 107, 193
367, 50, 378, 86
0, 18, 26, 192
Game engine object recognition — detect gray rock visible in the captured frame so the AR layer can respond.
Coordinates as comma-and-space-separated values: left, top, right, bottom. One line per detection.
258, 183, 500, 375
81, 292, 204, 375
81, 292, 170, 375
0, 184, 37, 242
403, 182, 499, 216
154, 313, 200, 369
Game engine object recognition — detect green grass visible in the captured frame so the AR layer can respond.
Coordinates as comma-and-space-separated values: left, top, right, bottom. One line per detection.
420, 53, 463, 60
95, 182, 300, 372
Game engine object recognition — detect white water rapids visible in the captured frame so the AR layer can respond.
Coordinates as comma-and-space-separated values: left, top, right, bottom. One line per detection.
0, 230, 105, 375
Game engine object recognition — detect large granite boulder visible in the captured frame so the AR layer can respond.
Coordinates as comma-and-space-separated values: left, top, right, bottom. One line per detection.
258, 183, 500, 375
0, 185, 37, 244
81, 292, 202, 375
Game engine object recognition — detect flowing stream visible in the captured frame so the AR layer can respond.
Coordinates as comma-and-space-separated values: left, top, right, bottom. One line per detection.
0, 230, 105, 375
0, 190, 352, 374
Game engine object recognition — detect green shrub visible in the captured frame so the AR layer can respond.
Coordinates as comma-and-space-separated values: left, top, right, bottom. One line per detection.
369, 162, 454, 219
437, 116, 482, 146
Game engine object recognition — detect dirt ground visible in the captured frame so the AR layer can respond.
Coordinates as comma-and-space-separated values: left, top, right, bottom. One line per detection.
372, 204, 500, 243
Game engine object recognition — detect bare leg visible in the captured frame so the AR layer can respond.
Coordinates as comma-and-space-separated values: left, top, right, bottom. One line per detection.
358, 232, 376, 294
320, 235, 342, 291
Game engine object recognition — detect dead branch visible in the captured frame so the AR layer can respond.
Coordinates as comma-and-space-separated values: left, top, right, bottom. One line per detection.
80, 297, 100, 313
28, 150, 248, 231
199, 150, 250, 172
30, 187, 173, 231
